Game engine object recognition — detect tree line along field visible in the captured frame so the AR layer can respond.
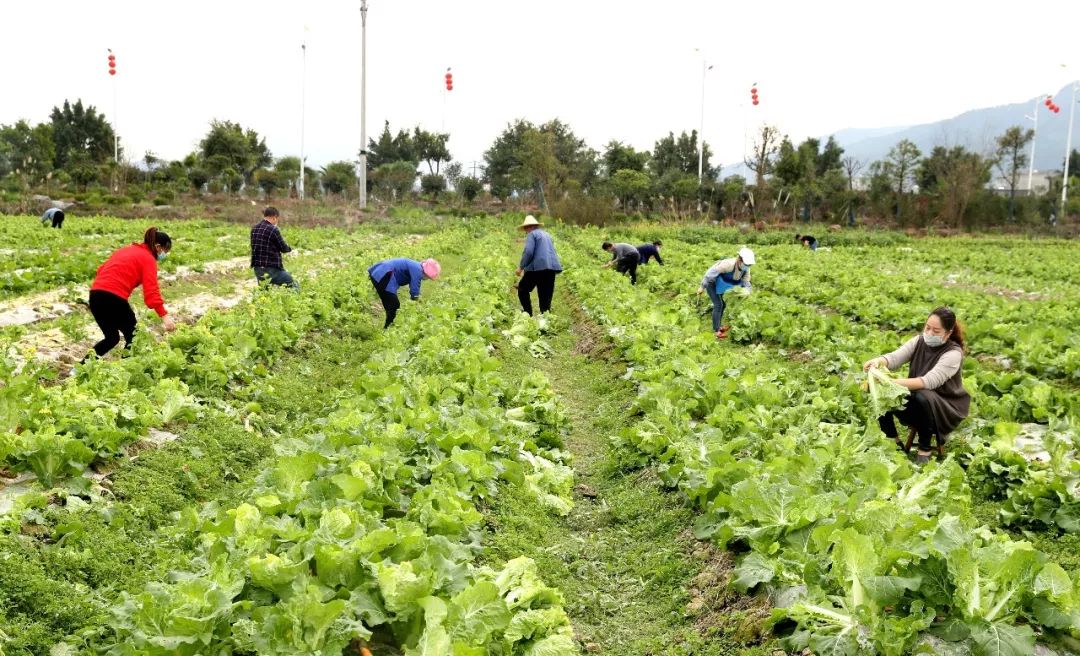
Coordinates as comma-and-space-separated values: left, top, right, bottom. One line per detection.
0, 212, 1078, 655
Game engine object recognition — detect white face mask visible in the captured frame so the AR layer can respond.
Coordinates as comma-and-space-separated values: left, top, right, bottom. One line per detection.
922, 332, 945, 347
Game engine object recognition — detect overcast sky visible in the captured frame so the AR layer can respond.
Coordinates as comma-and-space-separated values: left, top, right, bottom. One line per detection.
3, 1, 1078, 173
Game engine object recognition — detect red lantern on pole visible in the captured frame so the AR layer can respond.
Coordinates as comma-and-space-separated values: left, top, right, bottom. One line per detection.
750, 83, 759, 106
108, 51, 116, 76
445, 70, 453, 91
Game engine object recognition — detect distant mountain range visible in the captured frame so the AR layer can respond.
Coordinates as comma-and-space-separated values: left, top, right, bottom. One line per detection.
723, 84, 1076, 179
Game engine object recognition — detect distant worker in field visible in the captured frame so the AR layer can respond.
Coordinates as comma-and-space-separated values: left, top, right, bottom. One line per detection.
250, 206, 298, 289
41, 207, 65, 229
86, 227, 176, 358
515, 215, 562, 315
695, 246, 755, 340
367, 257, 441, 328
795, 233, 817, 250
863, 306, 971, 465
637, 240, 664, 265
601, 241, 641, 285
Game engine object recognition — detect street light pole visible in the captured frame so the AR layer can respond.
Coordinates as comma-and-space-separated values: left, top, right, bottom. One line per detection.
299, 42, 307, 201
358, 0, 369, 210
696, 55, 713, 213
1061, 80, 1077, 221
1025, 97, 1039, 194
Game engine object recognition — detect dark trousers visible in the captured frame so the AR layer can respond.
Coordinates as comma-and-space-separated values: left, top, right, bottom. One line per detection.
705, 285, 726, 332
616, 255, 640, 285
518, 270, 557, 315
88, 290, 136, 357
51, 212, 64, 229
879, 390, 937, 450
371, 272, 400, 328
254, 266, 298, 289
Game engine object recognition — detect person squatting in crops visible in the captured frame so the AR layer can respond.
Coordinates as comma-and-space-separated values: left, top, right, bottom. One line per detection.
515, 215, 563, 315
601, 242, 641, 285
86, 227, 177, 359
795, 233, 817, 250
863, 306, 971, 465
250, 206, 299, 289
637, 241, 664, 265
367, 257, 441, 328
696, 247, 755, 340
41, 207, 65, 229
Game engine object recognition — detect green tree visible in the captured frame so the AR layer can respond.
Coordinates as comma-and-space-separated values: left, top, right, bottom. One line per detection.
483, 118, 597, 202
372, 161, 417, 200
886, 139, 922, 196
254, 168, 282, 197
609, 168, 651, 210
198, 120, 272, 184
993, 126, 1035, 222
413, 128, 451, 174
456, 176, 483, 201
602, 140, 649, 176
0, 120, 55, 184
919, 146, 990, 228
420, 173, 447, 197
321, 161, 358, 197
366, 121, 417, 169
50, 99, 117, 170
651, 130, 714, 178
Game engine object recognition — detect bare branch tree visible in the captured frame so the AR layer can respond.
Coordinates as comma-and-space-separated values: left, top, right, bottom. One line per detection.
744, 125, 781, 192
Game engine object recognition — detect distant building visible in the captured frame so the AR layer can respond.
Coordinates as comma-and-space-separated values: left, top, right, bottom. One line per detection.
989, 169, 1060, 196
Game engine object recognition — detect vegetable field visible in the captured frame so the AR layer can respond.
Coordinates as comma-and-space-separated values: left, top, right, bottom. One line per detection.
1, 213, 1079, 656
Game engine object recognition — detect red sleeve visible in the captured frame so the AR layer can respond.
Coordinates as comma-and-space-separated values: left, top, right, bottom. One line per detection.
140, 254, 167, 317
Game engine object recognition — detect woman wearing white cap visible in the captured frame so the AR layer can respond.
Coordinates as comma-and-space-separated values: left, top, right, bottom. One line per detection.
695, 246, 755, 339
515, 215, 562, 315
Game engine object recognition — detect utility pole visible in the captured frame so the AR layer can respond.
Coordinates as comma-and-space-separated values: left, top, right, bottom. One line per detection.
1060, 81, 1077, 221
299, 42, 307, 200
358, 0, 369, 210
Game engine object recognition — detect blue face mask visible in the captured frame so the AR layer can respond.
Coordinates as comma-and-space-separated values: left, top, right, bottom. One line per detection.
922, 332, 945, 347
156, 251, 168, 262
739, 264, 750, 274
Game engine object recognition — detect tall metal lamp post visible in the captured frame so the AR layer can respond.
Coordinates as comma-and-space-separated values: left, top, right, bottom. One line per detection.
359, 0, 369, 210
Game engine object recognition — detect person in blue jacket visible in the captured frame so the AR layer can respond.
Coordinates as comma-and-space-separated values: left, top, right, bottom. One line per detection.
695, 247, 755, 339
637, 241, 663, 265
367, 257, 441, 328
515, 215, 563, 315
41, 207, 65, 229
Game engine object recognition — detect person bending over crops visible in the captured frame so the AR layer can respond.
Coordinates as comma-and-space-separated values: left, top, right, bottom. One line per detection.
601, 242, 641, 285
41, 207, 65, 229
696, 247, 755, 340
250, 206, 298, 289
637, 241, 664, 265
863, 306, 971, 465
86, 227, 177, 359
795, 233, 817, 250
367, 257, 441, 328
515, 215, 562, 315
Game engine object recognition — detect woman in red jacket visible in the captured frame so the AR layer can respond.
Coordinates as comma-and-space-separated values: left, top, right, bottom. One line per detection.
88, 227, 177, 357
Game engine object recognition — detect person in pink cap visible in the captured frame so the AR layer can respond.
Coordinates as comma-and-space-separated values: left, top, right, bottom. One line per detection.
367, 257, 441, 328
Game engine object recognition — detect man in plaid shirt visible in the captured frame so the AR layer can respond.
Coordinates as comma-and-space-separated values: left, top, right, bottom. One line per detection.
250, 206, 298, 289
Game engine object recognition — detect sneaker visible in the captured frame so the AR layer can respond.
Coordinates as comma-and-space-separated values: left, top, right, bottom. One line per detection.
914, 453, 931, 465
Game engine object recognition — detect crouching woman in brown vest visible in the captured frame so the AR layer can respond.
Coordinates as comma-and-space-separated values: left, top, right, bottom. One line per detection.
863, 306, 971, 464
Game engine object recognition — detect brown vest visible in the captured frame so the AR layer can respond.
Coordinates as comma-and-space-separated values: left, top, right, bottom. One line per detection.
908, 338, 971, 435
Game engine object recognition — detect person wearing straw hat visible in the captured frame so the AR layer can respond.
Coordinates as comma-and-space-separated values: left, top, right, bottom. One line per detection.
367, 257, 441, 328
515, 215, 563, 315
696, 246, 755, 340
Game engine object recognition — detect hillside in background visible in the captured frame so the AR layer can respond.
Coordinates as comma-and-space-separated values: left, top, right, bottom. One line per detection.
725, 84, 1076, 178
